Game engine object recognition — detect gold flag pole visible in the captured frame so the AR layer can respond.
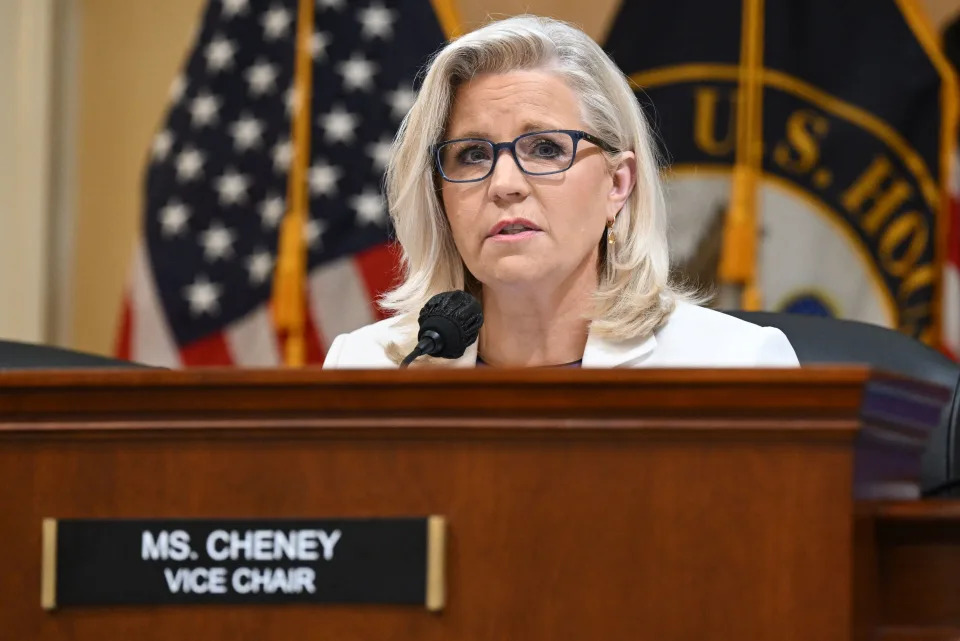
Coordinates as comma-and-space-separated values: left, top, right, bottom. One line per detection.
718, 0, 765, 311
272, 0, 314, 367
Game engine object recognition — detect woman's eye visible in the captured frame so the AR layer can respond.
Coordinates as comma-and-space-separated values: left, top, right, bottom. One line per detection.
457, 146, 491, 164
532, 141, 562, 157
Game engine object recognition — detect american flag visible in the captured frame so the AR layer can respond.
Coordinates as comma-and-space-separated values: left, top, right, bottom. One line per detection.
116, 0, 450, 366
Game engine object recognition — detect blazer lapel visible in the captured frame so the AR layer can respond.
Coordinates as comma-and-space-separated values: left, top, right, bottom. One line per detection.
581, 328, 657, 368
435, 328, 655, 368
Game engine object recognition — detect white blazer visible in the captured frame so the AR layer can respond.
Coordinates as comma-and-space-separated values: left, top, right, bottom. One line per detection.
323, 301, 800, 369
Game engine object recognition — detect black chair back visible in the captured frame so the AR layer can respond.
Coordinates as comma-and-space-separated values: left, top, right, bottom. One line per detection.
0, 340, 151, 370
724, 311, 960, 496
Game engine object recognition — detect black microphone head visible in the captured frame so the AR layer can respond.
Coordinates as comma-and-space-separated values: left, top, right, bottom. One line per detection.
417, 291, 483, 359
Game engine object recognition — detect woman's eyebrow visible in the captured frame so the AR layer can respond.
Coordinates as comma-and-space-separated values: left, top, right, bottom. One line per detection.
519, 121, 556, 133
447, 122, 562, 140
448, 130, 490, 139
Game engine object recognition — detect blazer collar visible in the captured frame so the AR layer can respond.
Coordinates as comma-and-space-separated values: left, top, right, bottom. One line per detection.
581, 328, 657, 368
450, 326, 658, 368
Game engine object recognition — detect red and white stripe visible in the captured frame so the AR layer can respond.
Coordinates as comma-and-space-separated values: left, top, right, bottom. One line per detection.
116, 243, 182, 368
116, 242, 401, 368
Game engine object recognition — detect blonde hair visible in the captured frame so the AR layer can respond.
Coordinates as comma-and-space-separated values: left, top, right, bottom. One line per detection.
381, 14, 685, 362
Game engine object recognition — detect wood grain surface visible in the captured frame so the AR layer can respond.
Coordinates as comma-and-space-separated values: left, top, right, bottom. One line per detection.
0, 367, 948, 641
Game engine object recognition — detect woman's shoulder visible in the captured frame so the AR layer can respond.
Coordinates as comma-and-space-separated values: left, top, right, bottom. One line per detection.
322, 316, 411, 369
665, 300, 772, 334
651, 301, 800, 367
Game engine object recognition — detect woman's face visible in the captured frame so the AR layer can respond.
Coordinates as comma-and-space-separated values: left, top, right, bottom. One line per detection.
440, 70, 635, 296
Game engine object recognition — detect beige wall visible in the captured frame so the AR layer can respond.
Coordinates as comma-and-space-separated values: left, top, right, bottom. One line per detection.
0, 3, 20, 336
69, 0, 960, 356
0, 0, 55, 343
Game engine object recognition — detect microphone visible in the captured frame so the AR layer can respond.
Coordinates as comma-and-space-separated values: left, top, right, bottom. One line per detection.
400, 291, 483, 368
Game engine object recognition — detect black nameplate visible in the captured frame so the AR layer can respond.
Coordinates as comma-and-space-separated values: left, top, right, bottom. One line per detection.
41, 517, 445, 610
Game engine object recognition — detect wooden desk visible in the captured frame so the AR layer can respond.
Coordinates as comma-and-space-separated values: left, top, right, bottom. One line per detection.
0, 367, 949, 640
860, 500, 960, 641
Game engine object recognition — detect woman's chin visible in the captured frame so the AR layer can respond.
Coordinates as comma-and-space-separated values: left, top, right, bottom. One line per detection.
479, 257, 553, 288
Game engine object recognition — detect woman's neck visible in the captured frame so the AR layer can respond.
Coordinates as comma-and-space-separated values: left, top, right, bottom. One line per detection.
477, 264, 597, 367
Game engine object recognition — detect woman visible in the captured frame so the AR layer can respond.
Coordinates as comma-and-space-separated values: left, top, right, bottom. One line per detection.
323, 15, 798, 369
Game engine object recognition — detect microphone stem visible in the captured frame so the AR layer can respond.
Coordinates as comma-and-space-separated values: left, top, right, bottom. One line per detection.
399, 335, 439, 369
399, 347, 424, 369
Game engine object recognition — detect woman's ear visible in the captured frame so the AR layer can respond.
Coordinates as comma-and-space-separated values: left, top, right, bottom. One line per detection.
608, 151, 637, 219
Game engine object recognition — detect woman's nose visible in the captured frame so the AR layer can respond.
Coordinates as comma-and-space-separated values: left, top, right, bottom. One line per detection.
488, 148, 529, 201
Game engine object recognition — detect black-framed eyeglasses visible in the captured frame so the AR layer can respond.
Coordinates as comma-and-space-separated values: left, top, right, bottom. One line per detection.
432, 129, 619, 183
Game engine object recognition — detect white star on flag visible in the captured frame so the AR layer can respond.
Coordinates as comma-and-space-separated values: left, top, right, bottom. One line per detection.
175, 147, 205, 182
245, 249, 274, 285
152, 130, 174, 161
358, 3, 397, 40
311, 31, 331, 60
220, 0, 249, 18
190, 92, 222, 127
245, 60, 279, 96
350, 187, 387, 226
215, 169, 251, 206
367, 136, 393, 172
229, 115, 264, 151
309, 160, 343, 197
388, 86, 416, 120
305, 218, 327, 248
261, 6, 292, 40
272, 139, 292, 172
259, 194, 285, 229
183, 275, 223, 316
317, 0, 346, 11
160, 200, 191, 238
319, 106, 359, 144
205, 36, 236, 72
199, 221, 237, 262
337, 53, 378, 92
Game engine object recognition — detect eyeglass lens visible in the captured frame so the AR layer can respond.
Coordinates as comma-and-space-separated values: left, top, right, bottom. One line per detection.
437, 131, 577, 181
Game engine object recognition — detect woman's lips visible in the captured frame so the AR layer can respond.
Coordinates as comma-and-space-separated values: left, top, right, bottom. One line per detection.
487, 217, 542, 236
486, 229, 542, 243
485, 217, 543, 244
